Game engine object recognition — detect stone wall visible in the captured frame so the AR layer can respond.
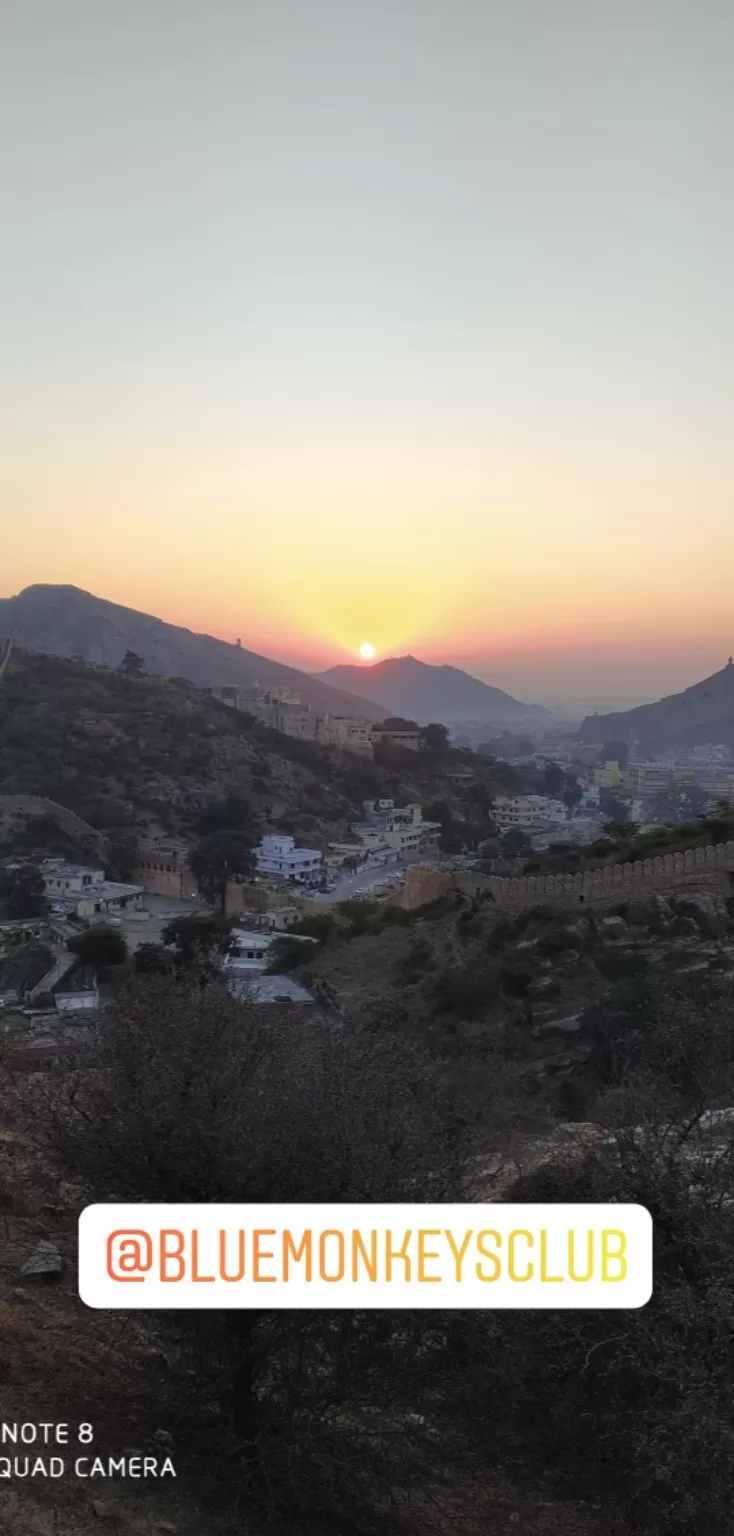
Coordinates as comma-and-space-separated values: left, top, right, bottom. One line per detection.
401, 866, 485, 910
0, 794, 102, 850
134, 848, 198, 901
402, 841, 734, 915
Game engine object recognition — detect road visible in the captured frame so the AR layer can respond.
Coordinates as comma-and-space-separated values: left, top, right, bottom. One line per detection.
312, 856, 434, 903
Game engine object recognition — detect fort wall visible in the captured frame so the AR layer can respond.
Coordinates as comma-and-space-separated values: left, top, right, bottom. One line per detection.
402, 841, 734, 914
0, 794, 102, 849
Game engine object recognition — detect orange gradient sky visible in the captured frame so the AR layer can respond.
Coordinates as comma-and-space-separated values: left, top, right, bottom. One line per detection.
2, 2, 733, 708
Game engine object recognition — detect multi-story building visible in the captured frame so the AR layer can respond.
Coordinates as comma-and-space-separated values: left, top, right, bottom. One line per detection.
593, 761, 622, 789
133, 843, 198, 900
372, 723, 421, 751
493, 795, 568, 830
381, 804, 441, 854
255, 835, 323, 886
576, 784, 602, 814
210, 685, 377, 755
316, 716, 374, 756
623, 762, 734, 798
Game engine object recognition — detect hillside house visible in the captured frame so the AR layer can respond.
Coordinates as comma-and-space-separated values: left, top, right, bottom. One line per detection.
40, 860, 144, 919
255, 835, 324, 887
493, 796, 568, 831
41, 859, 105, 896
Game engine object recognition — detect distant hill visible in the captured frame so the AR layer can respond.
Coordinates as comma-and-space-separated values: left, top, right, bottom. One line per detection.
578, 660, 734, 748
0, 585, 386, 721
318, 655, 552, 726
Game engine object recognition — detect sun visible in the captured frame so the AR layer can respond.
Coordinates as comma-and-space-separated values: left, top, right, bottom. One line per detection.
359, 641, 376, 661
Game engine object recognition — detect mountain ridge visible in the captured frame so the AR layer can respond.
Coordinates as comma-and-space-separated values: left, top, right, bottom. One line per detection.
0, 584, 387, 721
317, 653, 552, 725
578, 659, 734, 747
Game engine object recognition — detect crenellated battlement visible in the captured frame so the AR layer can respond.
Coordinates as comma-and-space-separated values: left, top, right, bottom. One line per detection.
402, 841, 734, 913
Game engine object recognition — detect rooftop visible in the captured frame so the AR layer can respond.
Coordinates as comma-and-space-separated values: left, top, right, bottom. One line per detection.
229, 973, 314, 1004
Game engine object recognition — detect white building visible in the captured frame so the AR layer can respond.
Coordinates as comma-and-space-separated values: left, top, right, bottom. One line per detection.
41, 860, 106, 896
227, 928, 318, 972
255, 835, 323, 887
40, 860, 144, 919
576, 785, 602, 814
225, 929, 318, 1007
493, 795, 568, 830
227, 929, 275, 970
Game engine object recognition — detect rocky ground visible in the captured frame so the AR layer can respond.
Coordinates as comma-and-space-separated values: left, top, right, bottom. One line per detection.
301, 885, 734, 1122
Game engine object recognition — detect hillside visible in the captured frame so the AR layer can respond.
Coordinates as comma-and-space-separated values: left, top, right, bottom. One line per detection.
296, 881, 734, 1123
0, 584, 386, 719
579, 659, 734, 748
0, 649, 522, 856
318, 654, 551, 725
0, 649, 382, 853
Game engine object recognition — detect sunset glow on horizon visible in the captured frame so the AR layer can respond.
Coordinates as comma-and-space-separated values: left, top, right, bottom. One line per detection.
2, 2, 733, 708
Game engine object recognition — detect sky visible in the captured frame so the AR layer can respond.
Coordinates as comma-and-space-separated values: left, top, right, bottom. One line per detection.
1, 0, 733, 709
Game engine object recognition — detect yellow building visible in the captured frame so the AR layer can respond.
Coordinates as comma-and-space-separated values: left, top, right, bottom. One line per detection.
316, 715, 374, 756
593, 761, 622, 789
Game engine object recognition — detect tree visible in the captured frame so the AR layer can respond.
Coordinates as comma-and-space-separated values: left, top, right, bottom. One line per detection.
420, 722, 449, 752
543, 761, 565, 798
162, 913, 235, 978
46, 979, 469, 1528
601, 819, 638, 842
267, 934, 312, 973
133, 942, 175, 976
599, 789, 632, 823
119, 650, 145, 677
67, 925, 128, 969
500, 828, 531, 857
105, 833, 139, 882
195, 795, 251, 836
189, 831, 255, 911
423, 798, 452, 827
563, 777, 583, 810
0, 862, 47, 919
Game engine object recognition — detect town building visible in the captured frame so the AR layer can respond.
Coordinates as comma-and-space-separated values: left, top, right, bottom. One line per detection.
134, 843, 198, 900
493, 796, 568, 830
623, 763, 734, 798
576, 784, 602, 814
41, 860, 105, 896
255, 835, 324, 887
39, 860, 144, 919
328, 804, 440, 867
225, 929, 316, 1004
316, 716, 374, 756
211, 684, 377, 755
593, 761, 622, 789
381, 803, 441, 854
227, 929, 274, 969
372, 723, 421, 751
